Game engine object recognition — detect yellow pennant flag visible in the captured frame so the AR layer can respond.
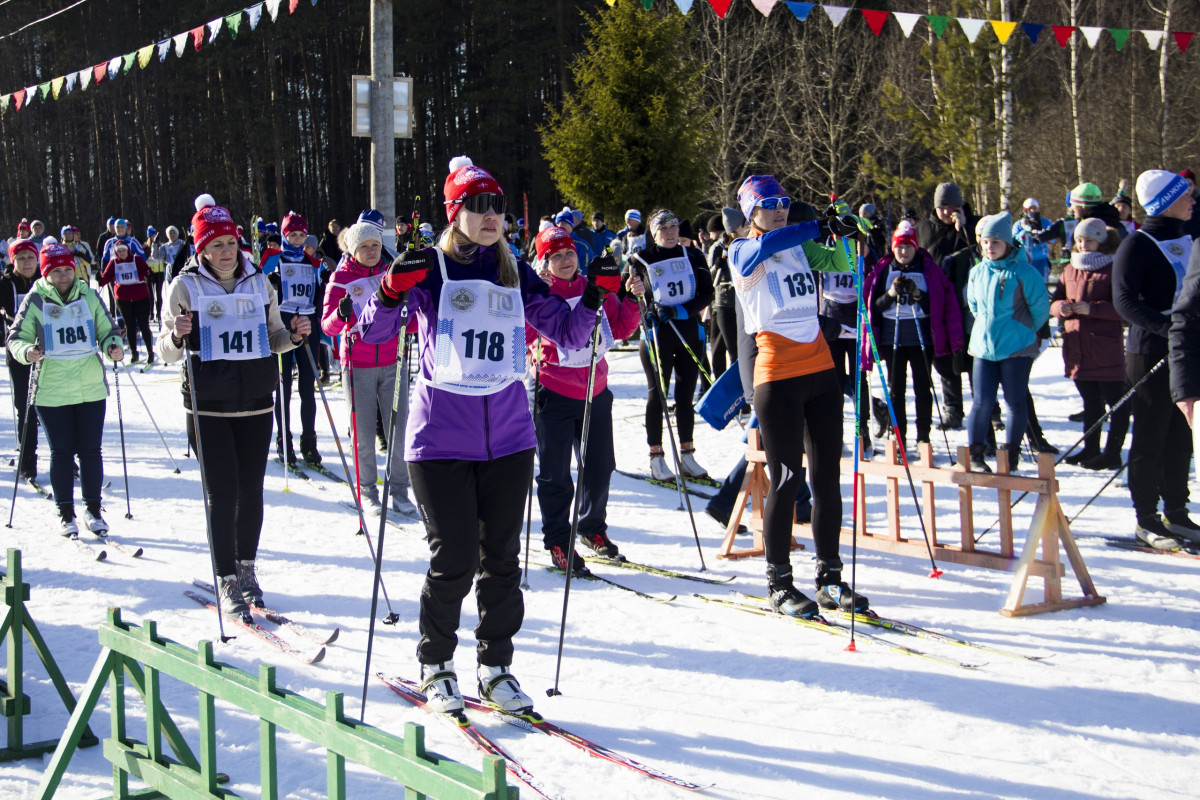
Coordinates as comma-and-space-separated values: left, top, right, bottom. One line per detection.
137, 45, 155, 68
990, 20, 1018, 44
51, 76, 64, 99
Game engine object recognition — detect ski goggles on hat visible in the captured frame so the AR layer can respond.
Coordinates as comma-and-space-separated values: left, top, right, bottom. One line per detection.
454, 193, 507, 216
756, 196, 791, 211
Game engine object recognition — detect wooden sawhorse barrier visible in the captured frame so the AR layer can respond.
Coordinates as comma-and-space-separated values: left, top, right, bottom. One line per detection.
718, 432, 1106, 617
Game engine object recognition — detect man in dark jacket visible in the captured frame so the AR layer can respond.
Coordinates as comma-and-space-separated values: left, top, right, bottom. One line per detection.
1114, 169, 1198, 549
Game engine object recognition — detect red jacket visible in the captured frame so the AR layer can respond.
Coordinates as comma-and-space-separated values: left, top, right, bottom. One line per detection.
1051, 260, 1125, 381
99, 255, 150, 302
526, 272, 641, 399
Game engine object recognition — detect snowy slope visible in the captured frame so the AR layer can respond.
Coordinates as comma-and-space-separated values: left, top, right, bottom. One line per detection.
2, 343, 1199, 800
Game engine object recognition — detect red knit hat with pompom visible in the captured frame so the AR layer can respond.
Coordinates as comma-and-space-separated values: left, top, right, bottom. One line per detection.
281, 211, 308, 236
191, 194, 239, 252
38, 242, 76, 277
891, 222, 918, 250
443, 156, 502, 225
535, 225, 576, 261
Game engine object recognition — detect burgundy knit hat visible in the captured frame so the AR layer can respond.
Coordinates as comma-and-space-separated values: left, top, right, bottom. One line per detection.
281, 211, 308, 236
191, 194, 239, 253
38, 242, 76, 277
443, 156, 502, 225
535, 225, 576, 261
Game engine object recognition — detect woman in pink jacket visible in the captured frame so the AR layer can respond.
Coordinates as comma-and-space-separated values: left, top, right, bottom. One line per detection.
526, 226, 644, 570
320, 222, 413, 514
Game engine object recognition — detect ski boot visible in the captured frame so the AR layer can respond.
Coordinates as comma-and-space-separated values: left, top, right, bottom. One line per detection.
766, 563, 818, 618
579, 529, 620, 559
83, 500, 108, 534
679, 444, 708, 478
217, 575, 252, 623
420, 660, 464, 715
299, 433, 322, 466
237, 559, 265, 608
649, 449, 674, 481
1162, 510, 1200, 545
1135, 517, 1181, 551
276, 434, 296, 466
478, 664, 535, 715
968, 443, 992, 473
58, 504, 78, 537
548, 544, 589, 576
814, 557, 869, 613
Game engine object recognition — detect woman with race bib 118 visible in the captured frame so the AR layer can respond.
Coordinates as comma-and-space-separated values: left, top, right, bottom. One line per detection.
156, 195, 311, 623
359, 156, 621, 718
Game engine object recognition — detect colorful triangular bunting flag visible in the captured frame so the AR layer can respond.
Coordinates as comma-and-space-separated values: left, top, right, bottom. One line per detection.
137, 44, 154, 68
1107, 28, 1130, 51
107, 57, 122, 78
860, 9, 888, 36
822, 5, 849, 27
707, 0, 731, 18
207, 19, 223, 44
289, 0, 299, 12
1142, 29, 1164, 50
14, 90, 25, 111
1174, 31, 1194, 53
1051, 25, 1075, 47
266, 0, 282, 21
51, 77, 64, 99
190, 26, 205, 51
750, 0, 776, 16
37, 82, 50, 102
173, 32, 188, 57
925, 15, 950, 39
894, 12, 922, 38
79, 69, 92, 90
122, 53, 137, 74
0, 95, 9, 114
1079, 26, 1102, 48
248, 3, 264, 30
956, 18, 986, 43
990, 20, 1017, 44
157, 39, 171, 62
1022, 23, 1043, 44
784, 2, 814, 20
64, 72, 77, 94
226, 12, 243, 38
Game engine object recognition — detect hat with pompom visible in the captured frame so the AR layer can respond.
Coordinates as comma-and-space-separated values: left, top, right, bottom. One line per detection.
891, 221, 919, 250
16, 219, 30, 235
281, 211, 308, 236
38, 241, 76, 277
443, 156, 502, 225
1136, 170, 1191, 217
535, 225, 576, 262
191, 194, 239, 252
7, 238, 37, 261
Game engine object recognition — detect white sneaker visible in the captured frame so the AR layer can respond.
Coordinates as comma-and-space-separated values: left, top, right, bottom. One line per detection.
477, 664, 534, 713
420, 661, 464, 714
84, 508, 109, 534
59, 516, 78, 537
679, 451, 708, 478
649, 455, 674, 481
390, 492, 417, 517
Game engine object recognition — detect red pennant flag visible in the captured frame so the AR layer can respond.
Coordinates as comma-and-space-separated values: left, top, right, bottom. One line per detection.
289, 0, 299, 12
93, 64, 107, 84
861, 9, 888, 36
708, 0, 732, 19
1051, 25, 1075, 47
13, 89, 25, 110
190, 26, 204, 51
1174, 31, 1194, 53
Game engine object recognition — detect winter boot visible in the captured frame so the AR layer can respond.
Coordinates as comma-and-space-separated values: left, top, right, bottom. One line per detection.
478, 664, 534, 714
649, 449, 674, 481
968, 444, 992, 473
679, 444, 708, 478
1064, 445, 1101, 466
58, 504, 78, 537
936, 410, 963, 431
579, 529, 620, 559
236, 559, 264, 608
420, 661, 464, 714
299, 433, 322, 466
83, 500, 108, 535
766, 563, 818, 618
1135, 517, 1182, 551
548, 544, 589, 576
1162, 510, 1200, 545
814, 557, 869, 613
216, 574, 252, 623
1005, 445, 1020, 473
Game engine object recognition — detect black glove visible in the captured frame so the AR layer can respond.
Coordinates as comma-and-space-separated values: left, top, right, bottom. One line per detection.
337, 294, 354, 321
583, 253, 622, 309
643, 304, 676, 329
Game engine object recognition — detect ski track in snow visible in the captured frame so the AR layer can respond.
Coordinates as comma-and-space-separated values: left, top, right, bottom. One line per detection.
2, 347, 1198, 799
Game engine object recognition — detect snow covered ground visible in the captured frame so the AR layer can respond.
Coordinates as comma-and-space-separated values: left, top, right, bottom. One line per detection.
2, 342, 1198, 799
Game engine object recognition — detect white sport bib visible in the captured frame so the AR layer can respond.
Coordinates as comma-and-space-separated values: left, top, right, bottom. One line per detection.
279, 261, 318, 315
342, 273, 381, 333
738, 246, 823, 343
822, 270, 857, 304
430, 251, 526, 395
1141, 231, 1194, 304
42, 299, 97, 360
555, 296, 613, 368
638, 254, 696, 307
114, 260, 141, 286
197, 293, 270, 362
881, 268, 928, 321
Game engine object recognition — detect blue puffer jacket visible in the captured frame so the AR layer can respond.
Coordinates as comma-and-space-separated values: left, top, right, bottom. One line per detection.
966, 245, 1050, 361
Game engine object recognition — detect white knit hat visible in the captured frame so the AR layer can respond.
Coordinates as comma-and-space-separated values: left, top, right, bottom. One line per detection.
1136, 170, 1190, 217
343, 221, 382, 258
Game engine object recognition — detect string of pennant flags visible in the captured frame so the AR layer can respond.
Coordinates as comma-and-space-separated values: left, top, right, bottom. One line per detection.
620, 1, 1197, 53
0, 0, 318, 115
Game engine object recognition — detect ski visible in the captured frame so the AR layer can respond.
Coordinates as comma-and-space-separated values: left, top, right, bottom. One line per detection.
376, 674, 563, 800
383, 675, 710, 792
694, 594, 984, 670
540, 563, 675, 603
339, 501, 410, 531
301, 460, 350, 486
733, 592, 1048, 662
192, 579, 339, 644
66, 533, 106, 561
184, 589, 325, 665
583, 555, 734, 584
25, 477, 54, 502
614, 470, 715, 500
1104, 537, 1200, 559
94, 533, 143, 558
274, 457, 310, 480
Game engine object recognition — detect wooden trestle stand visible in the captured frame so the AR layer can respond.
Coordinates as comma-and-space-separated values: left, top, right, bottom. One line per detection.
718, 431, 1106, 617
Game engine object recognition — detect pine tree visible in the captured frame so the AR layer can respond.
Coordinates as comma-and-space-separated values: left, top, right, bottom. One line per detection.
540, 1, 712, 221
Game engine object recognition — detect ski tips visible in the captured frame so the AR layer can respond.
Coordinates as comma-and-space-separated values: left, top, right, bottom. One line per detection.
929, 568, 944, 579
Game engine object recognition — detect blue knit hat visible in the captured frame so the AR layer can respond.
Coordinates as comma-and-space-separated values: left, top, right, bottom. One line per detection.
356, 209, 386, 232
978, 212, 1013, 244
1136, 170, 1190, 217
737, 175, 787, 223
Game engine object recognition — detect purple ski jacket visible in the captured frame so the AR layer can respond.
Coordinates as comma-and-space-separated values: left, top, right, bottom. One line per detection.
861, 248, 964, 369
359, 243, 596, 462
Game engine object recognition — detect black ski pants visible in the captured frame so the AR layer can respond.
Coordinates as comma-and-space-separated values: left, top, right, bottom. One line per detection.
756, 368, 844, 567
536, 387, 615, 549
273, 311, 320, 440
187, 410, 274, 576
640, 320, 702, 447
1126, 353, 1190, 522
877, 344, 934, 442
116, 298, 153, 361
409, 449, 534, 667
710, 305, 738, 382
9, 360, 38, 477
37, 399, 105, 516
1074, 379, 1130, 457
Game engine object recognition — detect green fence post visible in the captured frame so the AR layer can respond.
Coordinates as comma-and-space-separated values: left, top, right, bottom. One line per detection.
326, 691, 347, 800
258, 665, 278, 800
109, 649, 129, 799
4, 547, 28, 753
402, 722, 428, 800
195, 640, 218, 796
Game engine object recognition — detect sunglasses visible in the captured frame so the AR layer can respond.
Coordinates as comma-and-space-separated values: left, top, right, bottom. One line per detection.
757, 197, 791, 210
456, 193, 507, 216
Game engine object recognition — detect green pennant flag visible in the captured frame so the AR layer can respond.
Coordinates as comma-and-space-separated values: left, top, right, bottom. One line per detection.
123, 52, 137, 74
0, 95, 8, 113
641, 0, 653, 9
925, 15, 950, 39
226, 12, 242, 39
1107, 28, 1130, 51
37, 82, 51, 101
